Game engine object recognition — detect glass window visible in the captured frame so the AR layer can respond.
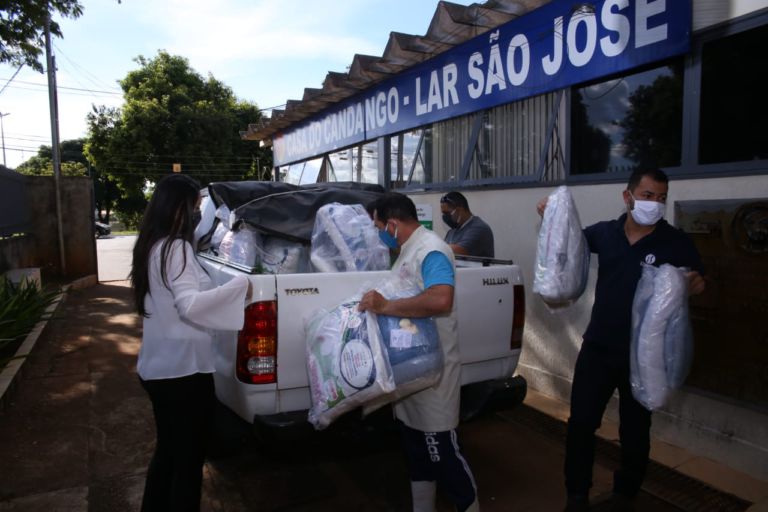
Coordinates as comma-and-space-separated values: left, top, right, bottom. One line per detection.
699, 23, 768, 164
279, 157, 322, 185
392, 128, 429, 187
571, 61, 684, 175
327, 149, 354, 181
326, 143, 380, 184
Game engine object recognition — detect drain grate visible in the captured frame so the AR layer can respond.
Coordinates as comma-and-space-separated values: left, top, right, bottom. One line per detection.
501, 405, 752, 512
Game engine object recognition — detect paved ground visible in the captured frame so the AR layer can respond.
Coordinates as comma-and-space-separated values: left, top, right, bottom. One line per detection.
0, 282, 753, 511
96, 235, 135, 282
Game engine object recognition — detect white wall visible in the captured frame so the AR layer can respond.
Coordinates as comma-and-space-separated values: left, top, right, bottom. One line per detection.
409, 173, 768, 480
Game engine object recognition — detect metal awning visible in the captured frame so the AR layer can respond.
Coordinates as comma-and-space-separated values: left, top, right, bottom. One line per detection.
242, 0, 544, 145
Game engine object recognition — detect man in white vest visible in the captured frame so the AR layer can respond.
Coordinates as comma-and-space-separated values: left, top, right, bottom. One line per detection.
359, 193, 479, 512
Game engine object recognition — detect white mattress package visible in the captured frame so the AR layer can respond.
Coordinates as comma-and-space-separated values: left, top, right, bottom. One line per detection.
310, 203, 390, 273
218, 224, 262, 268
305, 299, 395, 430
534, 186, 590, 308
630, 264, 693, 410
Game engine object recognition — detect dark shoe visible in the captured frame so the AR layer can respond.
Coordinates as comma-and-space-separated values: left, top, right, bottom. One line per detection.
608, 493, 635, 512
564, 494, 589, 512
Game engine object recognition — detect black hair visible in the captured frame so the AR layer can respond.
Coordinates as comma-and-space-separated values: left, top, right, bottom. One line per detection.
374, 192, 418, 223
627, 168, 668, 191
440, 190, 469, 209
130, 174, 201, 317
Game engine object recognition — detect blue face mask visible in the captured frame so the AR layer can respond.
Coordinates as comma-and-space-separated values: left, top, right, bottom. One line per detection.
378, 223, 398, 249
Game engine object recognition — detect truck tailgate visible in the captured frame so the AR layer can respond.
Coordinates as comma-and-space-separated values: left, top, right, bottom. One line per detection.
274, 271, 390, 390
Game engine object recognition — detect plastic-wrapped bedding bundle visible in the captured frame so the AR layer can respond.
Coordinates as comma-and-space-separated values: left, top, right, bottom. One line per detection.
210, 204, 232, 254
534, 186, 590, 307
362, 284, 444, 415
305, 300, 395, 430
310, 203, 390, 273
258, 237, 309, 274
218, 224, 262, 267
630, 264, 692, 410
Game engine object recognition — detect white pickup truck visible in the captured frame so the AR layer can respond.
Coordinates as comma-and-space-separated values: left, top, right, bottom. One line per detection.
196, 182, 527, 436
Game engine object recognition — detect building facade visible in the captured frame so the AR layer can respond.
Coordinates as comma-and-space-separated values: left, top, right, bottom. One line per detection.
244, 0, 768, 479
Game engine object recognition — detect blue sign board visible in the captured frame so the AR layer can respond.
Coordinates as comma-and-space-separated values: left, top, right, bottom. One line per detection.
273, 0, 691, 166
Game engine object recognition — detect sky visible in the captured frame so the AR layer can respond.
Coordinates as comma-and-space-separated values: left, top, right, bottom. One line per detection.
0, 0, 475, 169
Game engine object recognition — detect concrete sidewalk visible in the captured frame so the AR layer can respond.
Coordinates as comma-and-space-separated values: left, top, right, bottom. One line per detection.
0, 281, 150, 511
0, 281, 764, 511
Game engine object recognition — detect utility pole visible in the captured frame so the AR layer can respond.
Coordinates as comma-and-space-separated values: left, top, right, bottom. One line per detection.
0, 112, 9, 167
45, 13, 67, 276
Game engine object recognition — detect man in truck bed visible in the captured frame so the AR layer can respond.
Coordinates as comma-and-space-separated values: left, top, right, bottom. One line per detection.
359, 193, 479, 512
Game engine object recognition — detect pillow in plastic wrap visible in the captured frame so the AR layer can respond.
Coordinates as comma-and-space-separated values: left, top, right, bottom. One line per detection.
534, 186, 590, 307
209, 204, 232, 254
258, 237, 309, 274
305, 300, 395, 430
218, 224, 262, 267
361, 284, 444, 415
630, 264, 692, 410
310, 202, 390, 272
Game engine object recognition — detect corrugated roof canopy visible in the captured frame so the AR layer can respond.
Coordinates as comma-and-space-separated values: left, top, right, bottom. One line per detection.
242, 0, 546, 145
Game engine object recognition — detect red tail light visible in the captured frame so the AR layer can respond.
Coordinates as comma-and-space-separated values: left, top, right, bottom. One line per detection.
511, 284, 525, 350
236, 300, 277, 384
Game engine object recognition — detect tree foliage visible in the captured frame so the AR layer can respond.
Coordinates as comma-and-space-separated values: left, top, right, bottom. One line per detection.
0, 0, 83, 72
85, 51, 272, 227
620, 69, 684, 170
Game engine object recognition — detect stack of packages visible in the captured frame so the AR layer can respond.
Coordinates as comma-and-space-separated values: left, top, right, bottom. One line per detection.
199, 181, 387, 274
305, 280, 443, 430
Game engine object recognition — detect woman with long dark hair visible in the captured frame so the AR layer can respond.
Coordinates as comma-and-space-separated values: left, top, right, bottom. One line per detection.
130, 173, 251, 511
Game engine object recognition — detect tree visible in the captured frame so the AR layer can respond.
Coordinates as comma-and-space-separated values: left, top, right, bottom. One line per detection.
85, 51, 272, 227
16, 138, 119, 222
0, 1, 83, 72
620, 67, 684, 170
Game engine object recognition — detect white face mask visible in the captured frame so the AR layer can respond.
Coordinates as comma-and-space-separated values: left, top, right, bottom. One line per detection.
629, 193, 665, 226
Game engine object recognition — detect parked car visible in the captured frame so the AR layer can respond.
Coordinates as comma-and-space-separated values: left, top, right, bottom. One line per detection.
94, 221, 111, 238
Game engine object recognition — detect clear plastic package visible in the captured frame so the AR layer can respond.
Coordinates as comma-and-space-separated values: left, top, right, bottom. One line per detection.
534, 186, 590, 308
218, 224, 262, 267
310, 203, 389, 272
630, 263, 692, 410
305, 299, 395, 430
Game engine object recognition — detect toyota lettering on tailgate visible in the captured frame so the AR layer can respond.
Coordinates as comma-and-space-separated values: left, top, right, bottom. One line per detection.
284, 287, 320, 296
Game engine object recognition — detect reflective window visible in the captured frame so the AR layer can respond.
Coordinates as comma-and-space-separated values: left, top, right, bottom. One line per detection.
326, 142, 379, 183
699, 23, 768, 164
391, 129, 429, 187
327, 149, 354, 182
279, 157, 322, 185
571, 62, 683, 175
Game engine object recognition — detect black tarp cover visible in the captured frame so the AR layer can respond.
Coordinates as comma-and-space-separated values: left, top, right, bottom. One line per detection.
206, 181, 386, 243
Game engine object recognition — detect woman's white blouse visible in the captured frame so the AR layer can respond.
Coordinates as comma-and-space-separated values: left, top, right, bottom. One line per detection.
137, 238, 249, 381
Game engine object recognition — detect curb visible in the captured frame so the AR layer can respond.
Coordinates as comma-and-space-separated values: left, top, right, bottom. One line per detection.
0, 274, 98, 412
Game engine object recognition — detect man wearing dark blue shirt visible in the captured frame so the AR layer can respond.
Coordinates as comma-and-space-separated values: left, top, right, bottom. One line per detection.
538, 169, 705, 512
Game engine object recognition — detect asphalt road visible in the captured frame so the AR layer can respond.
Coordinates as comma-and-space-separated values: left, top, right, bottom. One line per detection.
96, 234, 135, 282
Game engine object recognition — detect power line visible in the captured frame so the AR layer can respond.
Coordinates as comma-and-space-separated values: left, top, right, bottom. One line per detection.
0, 78, 122, 96
0, 65, 24, 96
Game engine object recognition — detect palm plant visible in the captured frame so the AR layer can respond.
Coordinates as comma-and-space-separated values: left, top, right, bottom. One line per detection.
0, 277, 60, 367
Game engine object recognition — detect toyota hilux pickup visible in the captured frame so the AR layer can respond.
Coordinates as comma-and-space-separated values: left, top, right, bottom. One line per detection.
195, 181, 527, 435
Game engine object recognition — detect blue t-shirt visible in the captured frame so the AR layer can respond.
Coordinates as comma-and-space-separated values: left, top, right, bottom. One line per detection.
421, 251, 455, 288
583, 214, 703, 355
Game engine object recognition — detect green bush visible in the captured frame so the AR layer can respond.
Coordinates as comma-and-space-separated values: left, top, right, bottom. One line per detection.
0, 277, 60, 366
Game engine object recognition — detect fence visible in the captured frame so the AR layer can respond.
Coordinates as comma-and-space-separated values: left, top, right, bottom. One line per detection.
0, 168, 30, 237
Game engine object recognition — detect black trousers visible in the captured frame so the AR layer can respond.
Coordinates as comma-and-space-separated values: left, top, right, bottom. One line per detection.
398, 420, 477, 511
564, 343, 652, 498
139, 373, 215, 512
